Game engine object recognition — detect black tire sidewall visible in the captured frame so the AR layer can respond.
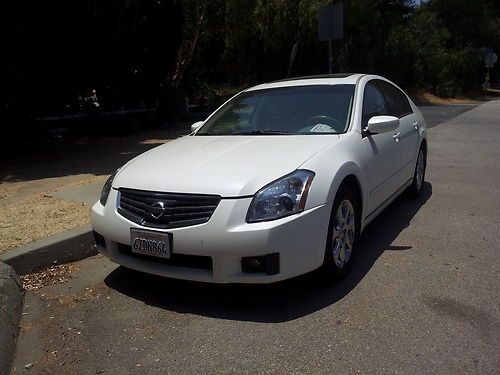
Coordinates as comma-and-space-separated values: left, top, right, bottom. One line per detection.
409, 145, 427, 197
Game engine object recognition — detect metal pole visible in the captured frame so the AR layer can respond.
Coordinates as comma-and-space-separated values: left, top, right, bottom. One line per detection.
328, 39, 333, 74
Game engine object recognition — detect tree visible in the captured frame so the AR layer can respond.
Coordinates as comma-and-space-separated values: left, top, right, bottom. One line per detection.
169, 0, 225, 89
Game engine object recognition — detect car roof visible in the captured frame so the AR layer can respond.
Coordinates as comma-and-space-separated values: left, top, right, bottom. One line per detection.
246, 73, 365, 92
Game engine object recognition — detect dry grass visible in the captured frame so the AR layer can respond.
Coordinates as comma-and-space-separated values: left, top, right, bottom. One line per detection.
409, 89, 498, 106
0, 192, 91, 254
415, 91, 484, 105
0, 175, 106, 253
0, 183, 22, 200
51, 175, 107, 192
0, 128, 180, 255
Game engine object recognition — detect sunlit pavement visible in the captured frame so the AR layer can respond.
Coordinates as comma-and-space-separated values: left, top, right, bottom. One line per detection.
12, 102, 500, 374
419, 104, 478, 128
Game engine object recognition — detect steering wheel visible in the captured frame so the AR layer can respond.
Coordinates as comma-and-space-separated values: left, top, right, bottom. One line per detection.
299, 115, 343, 133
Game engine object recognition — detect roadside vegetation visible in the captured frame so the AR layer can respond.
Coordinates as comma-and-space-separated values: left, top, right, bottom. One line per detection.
1, 0, 499, 138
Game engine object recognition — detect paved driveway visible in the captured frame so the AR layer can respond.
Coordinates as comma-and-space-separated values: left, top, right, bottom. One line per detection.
13, 102, 500, 374
419, 104, 478, 127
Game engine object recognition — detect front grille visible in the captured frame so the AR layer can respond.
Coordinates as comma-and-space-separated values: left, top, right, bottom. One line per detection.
118, 244, 213, 271
117, 188, 221, 229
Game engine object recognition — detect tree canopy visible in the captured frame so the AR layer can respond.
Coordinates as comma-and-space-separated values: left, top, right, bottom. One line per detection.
1, 0, 499, 128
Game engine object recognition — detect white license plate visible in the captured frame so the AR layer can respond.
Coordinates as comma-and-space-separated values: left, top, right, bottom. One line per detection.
130, 228, 172, 259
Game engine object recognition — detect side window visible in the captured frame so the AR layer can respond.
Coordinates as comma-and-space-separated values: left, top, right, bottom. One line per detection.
362, 81, 388, 128
379, 81, 413, 118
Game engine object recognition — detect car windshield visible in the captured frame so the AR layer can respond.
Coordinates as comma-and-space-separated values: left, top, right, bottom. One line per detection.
196, 84, 355, 136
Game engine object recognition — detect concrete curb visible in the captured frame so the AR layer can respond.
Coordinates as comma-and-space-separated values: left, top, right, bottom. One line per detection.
0, 225, 97, 276
0, 226, 97, 374
0, 262, 24, 375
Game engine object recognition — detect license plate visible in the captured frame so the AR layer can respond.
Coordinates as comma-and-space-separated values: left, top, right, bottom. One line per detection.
130, 228, 172, 259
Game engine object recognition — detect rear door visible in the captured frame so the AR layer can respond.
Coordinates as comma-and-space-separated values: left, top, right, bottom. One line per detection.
378, 81, 419, 184
361, 80, 402, 215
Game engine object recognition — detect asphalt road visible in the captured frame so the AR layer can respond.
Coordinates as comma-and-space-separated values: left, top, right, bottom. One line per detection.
419, 104, 478, 128
12, 103, 500, 374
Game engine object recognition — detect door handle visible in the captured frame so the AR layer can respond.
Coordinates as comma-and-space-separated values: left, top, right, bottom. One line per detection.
393, 132, 400, 143
412, 121, 419, 131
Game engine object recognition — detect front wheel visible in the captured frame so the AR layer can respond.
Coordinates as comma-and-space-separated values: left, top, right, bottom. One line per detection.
407, 146, 426, 197
319, 185, 360, 282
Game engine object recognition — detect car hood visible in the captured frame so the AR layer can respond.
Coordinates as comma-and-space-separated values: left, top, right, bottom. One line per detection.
113, 135, 339, 197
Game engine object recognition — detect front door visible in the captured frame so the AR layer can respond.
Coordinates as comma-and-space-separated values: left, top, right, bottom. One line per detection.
361, 80, 402, 215
378, 80, 420, 184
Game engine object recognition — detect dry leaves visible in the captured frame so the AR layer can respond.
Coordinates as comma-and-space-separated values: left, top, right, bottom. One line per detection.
20, 263, 77, 290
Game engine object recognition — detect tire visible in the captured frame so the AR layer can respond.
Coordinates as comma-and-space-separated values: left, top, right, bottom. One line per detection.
318, 184, 361, 283
407, 145, 427, 198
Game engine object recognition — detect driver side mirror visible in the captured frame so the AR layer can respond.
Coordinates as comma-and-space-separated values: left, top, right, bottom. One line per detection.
191, 121, 204, 133
365, 115, 399, 135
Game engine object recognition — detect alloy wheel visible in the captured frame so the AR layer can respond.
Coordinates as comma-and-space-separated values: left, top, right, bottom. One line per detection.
332, 199, 355, 268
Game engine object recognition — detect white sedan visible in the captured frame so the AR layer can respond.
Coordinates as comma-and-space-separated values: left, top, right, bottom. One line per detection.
91, 74, 427, 283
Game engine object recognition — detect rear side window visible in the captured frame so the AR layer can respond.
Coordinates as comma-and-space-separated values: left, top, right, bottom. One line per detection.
378, 81, 413, 118
362, 81, 389, 128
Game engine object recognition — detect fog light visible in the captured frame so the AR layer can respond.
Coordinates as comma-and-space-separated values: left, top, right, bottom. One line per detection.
241, 253, 280, 275
242, 257, 263, 273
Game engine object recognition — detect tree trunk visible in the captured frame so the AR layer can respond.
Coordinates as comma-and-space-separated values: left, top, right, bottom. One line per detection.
169, 2, 207, 89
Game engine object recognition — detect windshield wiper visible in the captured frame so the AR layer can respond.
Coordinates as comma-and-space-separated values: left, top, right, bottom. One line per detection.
231, 130, 294, 135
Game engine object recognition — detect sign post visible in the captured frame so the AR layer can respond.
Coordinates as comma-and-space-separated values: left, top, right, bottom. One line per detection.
318, 3, 344, 74
483, 49, 497, 90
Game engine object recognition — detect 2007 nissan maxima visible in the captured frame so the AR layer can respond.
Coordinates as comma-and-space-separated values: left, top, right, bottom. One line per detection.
92, 74, 427, 283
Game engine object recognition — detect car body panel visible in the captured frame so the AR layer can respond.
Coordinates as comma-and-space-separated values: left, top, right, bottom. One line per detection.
112, 135, 339, 198
92, 190, 332, 283
247, 74, 364, 92
92, 74, 427, 283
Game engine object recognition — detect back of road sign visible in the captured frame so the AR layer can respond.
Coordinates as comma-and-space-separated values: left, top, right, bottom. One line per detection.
318, 3, 344, 42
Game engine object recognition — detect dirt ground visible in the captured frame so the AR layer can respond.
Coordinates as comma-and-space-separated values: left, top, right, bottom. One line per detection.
20, 262, 79, 291
0, 175, 106, 253
409, 89, 499, 106
0, 129, 185, 254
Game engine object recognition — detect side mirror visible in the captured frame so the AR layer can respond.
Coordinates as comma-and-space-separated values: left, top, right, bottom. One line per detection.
191, 121, 204, 133
366, 115, 399, 135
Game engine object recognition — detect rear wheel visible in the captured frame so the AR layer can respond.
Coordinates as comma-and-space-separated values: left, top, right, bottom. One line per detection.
319, 185, 360, 282
408, 145, 426, 197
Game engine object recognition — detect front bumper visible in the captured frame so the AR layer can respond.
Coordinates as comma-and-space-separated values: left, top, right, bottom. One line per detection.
91, 189, 332, 283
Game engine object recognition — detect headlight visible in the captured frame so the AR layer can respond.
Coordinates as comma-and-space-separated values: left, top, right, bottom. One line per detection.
100, 169, 119, 206
246, 170, 315, 223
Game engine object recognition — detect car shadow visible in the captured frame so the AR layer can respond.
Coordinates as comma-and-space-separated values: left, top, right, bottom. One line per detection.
104, 182, 432, 323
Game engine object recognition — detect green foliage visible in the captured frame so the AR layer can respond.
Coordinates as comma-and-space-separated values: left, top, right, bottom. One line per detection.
430, 0, 499, 48
2, 0, 500, 127
197, 0, 497, 96
385, 10, 450, 87
384, 3, 488, 97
